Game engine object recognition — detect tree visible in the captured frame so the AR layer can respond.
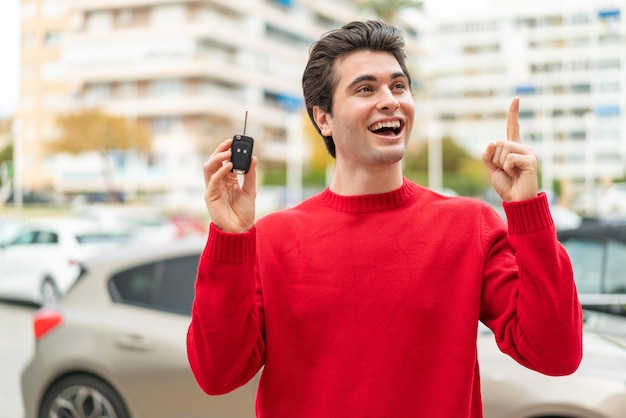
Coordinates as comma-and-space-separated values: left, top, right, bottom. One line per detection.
47, 108, 150, 155
405, 137, 490, 196
47, 108, 151, 201
302, 109, 333, 186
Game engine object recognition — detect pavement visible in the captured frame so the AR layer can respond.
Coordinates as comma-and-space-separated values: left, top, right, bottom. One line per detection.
0, 301, 36, 418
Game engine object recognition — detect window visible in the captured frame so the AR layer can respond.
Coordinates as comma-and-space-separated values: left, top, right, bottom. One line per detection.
11, 231, 38, 245
605, 241, 626, 294
561, 238, 604, 294
44, 32, 61, 48
152, 116, 181, 134
117, 9, 133, 26
150, 79, 183, 97
35, 231, 58, 244
150, 4, 186, 26
156, 256, 199, 315
75, 232, 132, 244
110, 263, 157, 307
109, 255, 199, 315
85, 83, 111, 105
87, 11, 113, 33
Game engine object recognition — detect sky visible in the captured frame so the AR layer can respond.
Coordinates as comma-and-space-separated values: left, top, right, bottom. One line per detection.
0, 0, 20, 118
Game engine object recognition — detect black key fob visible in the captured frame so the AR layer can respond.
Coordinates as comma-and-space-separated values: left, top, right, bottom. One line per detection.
231, 134, 254, 174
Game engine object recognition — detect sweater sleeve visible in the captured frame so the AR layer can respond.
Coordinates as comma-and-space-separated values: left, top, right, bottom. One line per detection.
186, 223, 265, 395
480, 192, 583, 376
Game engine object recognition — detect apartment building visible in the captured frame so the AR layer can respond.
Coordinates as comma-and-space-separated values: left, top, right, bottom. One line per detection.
19, 0, 74, 190
17, 0, 422, 198
419, 0, 626, 209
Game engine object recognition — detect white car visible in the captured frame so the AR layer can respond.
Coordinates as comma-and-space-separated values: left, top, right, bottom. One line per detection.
0, 218, 133, 306
0, 216, 25, 245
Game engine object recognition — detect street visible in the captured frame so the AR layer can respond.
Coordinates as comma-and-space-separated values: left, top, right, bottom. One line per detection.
0, 301, 36, 418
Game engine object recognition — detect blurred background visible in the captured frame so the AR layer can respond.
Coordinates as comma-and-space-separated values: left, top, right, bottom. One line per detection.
0, 0, 625, 223
2, 2, 626, 417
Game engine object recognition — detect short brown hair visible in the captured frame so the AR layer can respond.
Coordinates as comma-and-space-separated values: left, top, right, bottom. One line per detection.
302, 20, 411, 157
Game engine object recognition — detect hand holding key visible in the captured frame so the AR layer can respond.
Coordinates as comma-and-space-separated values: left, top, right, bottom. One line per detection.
203, 138, 257, 234
482, 97, 539, 202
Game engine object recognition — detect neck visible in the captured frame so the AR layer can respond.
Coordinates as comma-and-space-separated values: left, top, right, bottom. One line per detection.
329, 163, 404, 196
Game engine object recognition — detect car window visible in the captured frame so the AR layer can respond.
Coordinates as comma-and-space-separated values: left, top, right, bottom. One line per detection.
10, 230, 38, 245
110, 263, 158, 307
109, 254, 198, 316
561, 238, 604, 294
76, 232, 132, 244
156, 255, 199, 316
605, 240, 626, 294
35, 231, 58, 244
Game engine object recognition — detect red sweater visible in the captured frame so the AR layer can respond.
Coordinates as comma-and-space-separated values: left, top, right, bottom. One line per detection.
187, 179, 582, 418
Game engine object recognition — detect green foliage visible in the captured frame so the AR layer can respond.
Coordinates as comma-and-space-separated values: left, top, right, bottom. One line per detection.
0, 143, 13, 163
405, 137, 490, 196
262, 167, 287, 186
355, 0, 423, 22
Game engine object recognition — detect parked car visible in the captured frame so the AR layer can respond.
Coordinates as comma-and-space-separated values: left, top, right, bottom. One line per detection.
21, 237, 258, 418
20, 237, 626, 418
480, 310, 626, 418
0, 216, 25, 245
70, 204, 204, 244
598, 182, 626, 215
0, 218, 133, 306
558, 223, 626, 314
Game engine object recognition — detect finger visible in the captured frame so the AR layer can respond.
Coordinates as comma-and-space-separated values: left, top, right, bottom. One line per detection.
241, 157, 258, 198
482, 143, 497, 168
211, 138, 233, 157
507, 97, 521, 143
205, 160, 234, 200
203, 149, 232, 185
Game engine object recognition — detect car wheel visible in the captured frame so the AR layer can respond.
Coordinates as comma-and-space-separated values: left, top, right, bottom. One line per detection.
40, 278, 59, 307
38, 374, 130, 418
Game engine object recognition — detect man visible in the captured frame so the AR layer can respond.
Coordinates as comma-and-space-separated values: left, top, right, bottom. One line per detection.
187, 20, 583, 417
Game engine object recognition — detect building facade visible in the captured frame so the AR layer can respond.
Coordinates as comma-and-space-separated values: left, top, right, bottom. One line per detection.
19, 0, 74, 190
419, 0, 625, 210
17, 0, 422, 199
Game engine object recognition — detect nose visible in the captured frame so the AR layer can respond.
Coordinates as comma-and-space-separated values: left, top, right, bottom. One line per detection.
377, 87, 399, 112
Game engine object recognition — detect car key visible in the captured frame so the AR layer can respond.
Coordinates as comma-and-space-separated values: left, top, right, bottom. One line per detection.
231, 111, 254, 174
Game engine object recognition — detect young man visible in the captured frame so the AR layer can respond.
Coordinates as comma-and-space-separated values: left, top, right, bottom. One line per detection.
187, 20, 583, 417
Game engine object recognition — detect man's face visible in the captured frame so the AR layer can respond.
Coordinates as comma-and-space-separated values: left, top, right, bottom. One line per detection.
314, 50, 415, 169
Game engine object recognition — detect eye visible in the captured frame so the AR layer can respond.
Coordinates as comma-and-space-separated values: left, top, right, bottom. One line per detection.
392, 82, 408, 91
356, 85, 374, 94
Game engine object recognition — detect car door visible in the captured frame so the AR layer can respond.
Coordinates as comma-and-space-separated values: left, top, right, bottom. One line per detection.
0, 229, 63, 300
104, 255, 257, 418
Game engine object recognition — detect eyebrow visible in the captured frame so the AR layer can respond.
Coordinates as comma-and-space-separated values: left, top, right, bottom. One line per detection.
346, 72, 408, 92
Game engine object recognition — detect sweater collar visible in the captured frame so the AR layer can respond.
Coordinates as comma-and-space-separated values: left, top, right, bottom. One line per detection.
320, 178, 415, 213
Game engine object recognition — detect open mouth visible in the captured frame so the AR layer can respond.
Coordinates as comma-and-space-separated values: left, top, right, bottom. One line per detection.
368, 120, 403, 136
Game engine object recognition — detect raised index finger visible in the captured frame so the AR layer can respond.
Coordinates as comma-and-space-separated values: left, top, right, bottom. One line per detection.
507, 97, 521, 143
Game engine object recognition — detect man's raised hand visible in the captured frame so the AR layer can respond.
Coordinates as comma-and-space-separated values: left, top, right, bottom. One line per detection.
482, 97, 539, 202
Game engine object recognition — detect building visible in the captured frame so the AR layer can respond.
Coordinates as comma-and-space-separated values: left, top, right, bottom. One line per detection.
420, 0, 626, 210
19, 0, 74, 191
17, 0, 422, 201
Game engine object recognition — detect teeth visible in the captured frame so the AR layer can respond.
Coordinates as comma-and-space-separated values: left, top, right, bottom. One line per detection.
369, 120, 401, 132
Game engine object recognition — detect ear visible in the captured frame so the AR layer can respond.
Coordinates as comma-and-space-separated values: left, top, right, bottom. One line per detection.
313, 106, 332, 137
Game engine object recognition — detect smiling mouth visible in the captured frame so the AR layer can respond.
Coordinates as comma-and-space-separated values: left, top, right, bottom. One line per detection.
368, 120, 403, 136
